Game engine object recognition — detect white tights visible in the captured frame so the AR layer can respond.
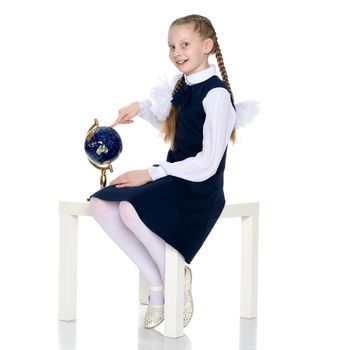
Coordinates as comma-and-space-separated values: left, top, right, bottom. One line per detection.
90, 197, 187, 305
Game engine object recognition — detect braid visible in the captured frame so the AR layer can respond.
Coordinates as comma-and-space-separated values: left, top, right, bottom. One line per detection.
215, 39, 234, 104
211, 31, 237, 143
172, 75, 185, 96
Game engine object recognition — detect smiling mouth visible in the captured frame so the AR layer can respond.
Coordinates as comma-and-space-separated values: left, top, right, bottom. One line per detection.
176, 59, 189, 65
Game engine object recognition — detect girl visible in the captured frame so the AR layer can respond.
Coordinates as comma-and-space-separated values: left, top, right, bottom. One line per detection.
89, 14, 259, 329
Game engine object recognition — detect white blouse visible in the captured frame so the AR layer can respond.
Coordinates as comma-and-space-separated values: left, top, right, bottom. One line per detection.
138, 65, 236, 182
137, 65, 236, 182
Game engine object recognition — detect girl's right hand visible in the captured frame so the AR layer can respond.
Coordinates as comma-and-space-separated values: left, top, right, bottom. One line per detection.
109, 102, 140, 128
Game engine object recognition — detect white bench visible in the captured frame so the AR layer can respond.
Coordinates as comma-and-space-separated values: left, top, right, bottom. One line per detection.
58, 201, 259, 338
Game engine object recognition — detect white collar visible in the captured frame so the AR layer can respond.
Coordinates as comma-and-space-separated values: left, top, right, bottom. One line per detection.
184, 64, 217, 85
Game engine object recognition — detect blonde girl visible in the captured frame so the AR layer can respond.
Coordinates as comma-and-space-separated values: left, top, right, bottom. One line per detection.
89, 14, 259, 329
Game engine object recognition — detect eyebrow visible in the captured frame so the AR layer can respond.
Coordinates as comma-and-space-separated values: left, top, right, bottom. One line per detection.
168, 39, 190, 45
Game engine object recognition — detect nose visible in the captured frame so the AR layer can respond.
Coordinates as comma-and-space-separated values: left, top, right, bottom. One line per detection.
172, 46, 183, 58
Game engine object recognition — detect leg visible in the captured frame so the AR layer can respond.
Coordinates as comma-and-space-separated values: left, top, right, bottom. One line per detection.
118, 201, 166, 282
90, 197, 163, 304
59, 213, 78, 321
118, 201, 188, 306
139, 269, 149, 305
240, 214, 259, 318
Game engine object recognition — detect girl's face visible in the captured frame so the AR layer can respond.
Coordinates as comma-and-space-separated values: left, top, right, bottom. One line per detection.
168, 24, 213, 76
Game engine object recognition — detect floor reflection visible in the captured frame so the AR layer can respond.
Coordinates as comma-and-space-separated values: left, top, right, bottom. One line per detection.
58, 310, 257, 349
240, 318, 257, 350
58, 320, 76, 350
138, 326, 192, 350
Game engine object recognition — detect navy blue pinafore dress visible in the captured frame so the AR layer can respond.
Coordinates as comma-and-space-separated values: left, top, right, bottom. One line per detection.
90, 75, 231, 264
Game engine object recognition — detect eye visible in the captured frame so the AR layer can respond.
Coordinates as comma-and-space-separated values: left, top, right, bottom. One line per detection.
181, 42, 189, 48
168, 44, 175, 50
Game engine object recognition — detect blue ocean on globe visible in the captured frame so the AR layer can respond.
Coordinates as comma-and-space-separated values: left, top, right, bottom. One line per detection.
84, 126, 123, 165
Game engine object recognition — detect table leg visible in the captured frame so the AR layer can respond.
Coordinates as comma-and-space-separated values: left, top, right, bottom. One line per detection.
59, 214, 78, 321
163, 244, 185, 338
240, 214, 259, 318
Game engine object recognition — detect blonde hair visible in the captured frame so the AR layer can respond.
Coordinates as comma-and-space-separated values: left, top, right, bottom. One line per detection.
160, 14, 237, 148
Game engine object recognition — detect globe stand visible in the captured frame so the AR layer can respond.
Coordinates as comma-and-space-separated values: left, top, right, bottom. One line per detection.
89, 159, 113, 187
86, 160, 113, 201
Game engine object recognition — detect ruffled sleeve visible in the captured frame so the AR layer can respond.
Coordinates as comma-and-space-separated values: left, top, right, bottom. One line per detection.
149, 74, 182, 121
137, 74, 182, 129
234, 100, 261, 128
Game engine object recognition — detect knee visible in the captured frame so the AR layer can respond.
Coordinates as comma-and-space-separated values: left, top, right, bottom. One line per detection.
89, 197, 101, 217
119, 201, 136, 224
89, 197, 109, 220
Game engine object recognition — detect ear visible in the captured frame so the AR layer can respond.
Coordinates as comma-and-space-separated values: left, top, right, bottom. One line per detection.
203, 38, 214, 54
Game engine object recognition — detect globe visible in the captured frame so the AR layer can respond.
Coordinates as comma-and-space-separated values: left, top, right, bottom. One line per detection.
84, 123, 123, 165
84, 118, 123, 190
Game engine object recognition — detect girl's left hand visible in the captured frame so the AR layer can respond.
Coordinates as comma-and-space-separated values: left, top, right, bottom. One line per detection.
110, 169, 152, 188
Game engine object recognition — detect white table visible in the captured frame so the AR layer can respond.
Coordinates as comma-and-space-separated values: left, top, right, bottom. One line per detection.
58, 201, 259, 338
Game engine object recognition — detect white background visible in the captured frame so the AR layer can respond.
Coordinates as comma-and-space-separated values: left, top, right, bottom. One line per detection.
1, 0, 350, 349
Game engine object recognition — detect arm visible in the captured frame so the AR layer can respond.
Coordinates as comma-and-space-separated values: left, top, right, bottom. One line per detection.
137, 99, 163, 130
147, 87, 236, 182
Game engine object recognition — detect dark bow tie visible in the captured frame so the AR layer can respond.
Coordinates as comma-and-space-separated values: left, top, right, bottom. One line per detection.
171, 83, 192, 108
